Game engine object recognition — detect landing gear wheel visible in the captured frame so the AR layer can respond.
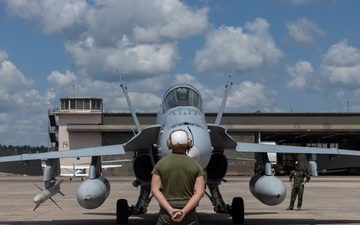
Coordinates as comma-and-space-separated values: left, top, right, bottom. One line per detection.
231, 197, 244, 224
116, 199, 129, 224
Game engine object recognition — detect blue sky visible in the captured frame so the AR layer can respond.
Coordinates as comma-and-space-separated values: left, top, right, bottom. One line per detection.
1, 0, 360, 146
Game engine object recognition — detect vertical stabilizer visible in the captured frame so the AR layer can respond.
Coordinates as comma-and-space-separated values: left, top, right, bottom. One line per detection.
118, 72, 142, 133
214, 76, 233, 125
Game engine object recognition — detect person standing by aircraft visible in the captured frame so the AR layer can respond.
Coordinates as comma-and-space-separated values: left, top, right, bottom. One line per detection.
151, 129, 205, 225
286, 161, 311, 211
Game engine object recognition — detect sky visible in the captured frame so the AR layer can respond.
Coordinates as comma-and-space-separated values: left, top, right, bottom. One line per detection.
1, 0, 360, 147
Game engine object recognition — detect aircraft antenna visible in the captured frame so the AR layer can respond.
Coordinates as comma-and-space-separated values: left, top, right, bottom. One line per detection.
117, 70, 142, 133
214, 75, 233, 125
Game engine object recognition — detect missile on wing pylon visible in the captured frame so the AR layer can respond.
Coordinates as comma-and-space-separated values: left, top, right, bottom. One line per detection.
33, 180, 65, 211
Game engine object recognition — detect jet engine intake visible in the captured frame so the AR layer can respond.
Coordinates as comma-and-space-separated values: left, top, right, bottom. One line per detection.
76, 176, 110, 209
206, 152, 228, 184
249, 174, 286, 206
133, 154, 153, 186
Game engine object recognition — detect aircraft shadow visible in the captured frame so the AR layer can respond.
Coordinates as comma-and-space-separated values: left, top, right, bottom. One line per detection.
242, 219, 360, 225
1, 212, 359, 225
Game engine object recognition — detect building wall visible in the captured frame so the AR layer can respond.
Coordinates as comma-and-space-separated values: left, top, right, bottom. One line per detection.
58, 113, 102, 151
57, 112, 102, 176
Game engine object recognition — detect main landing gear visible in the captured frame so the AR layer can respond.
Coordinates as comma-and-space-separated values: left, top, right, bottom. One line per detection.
116, 199, 130, 224
116, 184, 152, 224
230, 197, 245, 224
206, 183, 245, 224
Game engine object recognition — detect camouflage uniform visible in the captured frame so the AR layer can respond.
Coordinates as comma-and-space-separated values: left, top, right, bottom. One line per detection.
152, 153, 204, 225
287, 169, 311, 210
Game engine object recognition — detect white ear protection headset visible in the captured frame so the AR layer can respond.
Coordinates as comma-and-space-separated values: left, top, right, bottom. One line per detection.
167, 129, 192, 150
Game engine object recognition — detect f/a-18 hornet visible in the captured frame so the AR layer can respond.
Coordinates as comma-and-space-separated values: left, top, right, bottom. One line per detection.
1, 77, 360, 224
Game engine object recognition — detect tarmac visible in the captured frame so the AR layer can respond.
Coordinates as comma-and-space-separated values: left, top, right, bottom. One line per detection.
0, 175, 360, 225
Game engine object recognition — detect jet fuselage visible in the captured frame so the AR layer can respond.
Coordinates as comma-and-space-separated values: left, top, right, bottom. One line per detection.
156, 84, 212, 169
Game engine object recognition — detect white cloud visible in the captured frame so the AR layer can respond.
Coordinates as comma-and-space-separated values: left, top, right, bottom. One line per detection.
4, 0, 209, 79
65, 40, 180, 79
0, 51, 8, 61
4, 0, 88, 37
226, 81, 277, 112
285, 60, 319, 91
320, 40, 360, 86
133, 1, 209, 42
0, 52, 33, 96
47, 70, 77, 87
194, 18, 283, 74
0, 52, 54, 146
174, 73, 200, 86
286, 18, 326, 44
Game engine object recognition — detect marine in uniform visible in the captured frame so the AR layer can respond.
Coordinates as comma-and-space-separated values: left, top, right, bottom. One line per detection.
286, 161, 311, 211
151, 129, 205, 225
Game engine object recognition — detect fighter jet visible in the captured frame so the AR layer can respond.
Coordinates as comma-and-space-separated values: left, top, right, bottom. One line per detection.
1, 77, 360, 224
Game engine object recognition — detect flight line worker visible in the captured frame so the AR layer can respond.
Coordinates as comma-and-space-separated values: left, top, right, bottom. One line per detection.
151, 129, 205, 225
286, 161, 311, 211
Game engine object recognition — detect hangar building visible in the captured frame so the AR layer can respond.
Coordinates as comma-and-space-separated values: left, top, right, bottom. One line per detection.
48, 97, 360, 176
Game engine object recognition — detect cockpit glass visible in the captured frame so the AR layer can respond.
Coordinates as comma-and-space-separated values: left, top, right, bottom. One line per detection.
177, 88, 188, 100
162, 86, 203, 112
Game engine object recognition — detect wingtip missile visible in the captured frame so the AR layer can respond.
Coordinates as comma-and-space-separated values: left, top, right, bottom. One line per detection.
33, 180, 64, 211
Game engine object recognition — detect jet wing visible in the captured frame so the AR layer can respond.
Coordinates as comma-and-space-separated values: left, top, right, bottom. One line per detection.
235, 142, 360, 156
124, 125, 161, 151
208, 124, 237, 149
0, 125, 161, 175
0, 144, 125, 163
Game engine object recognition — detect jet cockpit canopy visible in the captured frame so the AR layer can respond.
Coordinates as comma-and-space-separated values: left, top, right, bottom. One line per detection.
162, 84, 203, 112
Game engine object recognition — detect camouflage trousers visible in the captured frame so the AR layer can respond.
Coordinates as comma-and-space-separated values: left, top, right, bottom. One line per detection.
289, 184, 305, 208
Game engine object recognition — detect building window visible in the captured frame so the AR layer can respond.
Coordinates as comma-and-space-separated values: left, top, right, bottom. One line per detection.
91, 99, 102, 110
84, 99, 90, 109
77, 99, 84, 110
61, 99, 69, 110
70, 99, 76, 109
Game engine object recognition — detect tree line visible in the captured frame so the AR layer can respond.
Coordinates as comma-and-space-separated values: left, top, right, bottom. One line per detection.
0, 144, 48, 156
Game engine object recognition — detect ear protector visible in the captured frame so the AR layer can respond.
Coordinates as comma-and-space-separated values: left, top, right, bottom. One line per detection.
167, 129, 192, 150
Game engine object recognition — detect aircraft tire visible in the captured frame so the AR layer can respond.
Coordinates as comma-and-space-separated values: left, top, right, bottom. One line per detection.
116, 199, 129, 224
231, 197, 244, 224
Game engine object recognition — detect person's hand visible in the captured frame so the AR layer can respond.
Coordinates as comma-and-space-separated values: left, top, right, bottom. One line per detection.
290, 181, 294, 187
301, 182, 305, 186
167, 208, 183, 222
168, 208, 178, 217
171, 210, 184, 223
